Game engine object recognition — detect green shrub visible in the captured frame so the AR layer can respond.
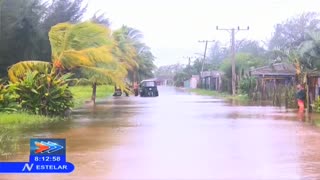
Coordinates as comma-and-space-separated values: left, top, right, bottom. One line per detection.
239, 77, 256, 96
312, 97, 320, 113
0, 79, 19, 112
284, 86, 297, 108
13, 71, 74, 116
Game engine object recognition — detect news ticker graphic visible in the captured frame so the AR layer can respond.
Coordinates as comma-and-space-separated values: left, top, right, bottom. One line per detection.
30, 139, 66, 155
0, 138, 75, 174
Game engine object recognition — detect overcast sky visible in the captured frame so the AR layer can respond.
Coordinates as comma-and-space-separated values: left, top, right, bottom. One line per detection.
86, 0, 320, 67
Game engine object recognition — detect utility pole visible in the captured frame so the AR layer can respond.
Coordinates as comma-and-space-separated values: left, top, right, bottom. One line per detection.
183, 56, 197, 75
198, 40, 215, 89
183, 56, 197, 66
216, 26, 249, 96
198, 40, 215, 73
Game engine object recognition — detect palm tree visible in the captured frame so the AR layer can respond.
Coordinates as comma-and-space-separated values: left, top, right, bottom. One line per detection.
8, 21, 128, 104
300, 31, 320, 70
112, 27, 138, 74
113, 26, 156, 83
90, 11, 110, 27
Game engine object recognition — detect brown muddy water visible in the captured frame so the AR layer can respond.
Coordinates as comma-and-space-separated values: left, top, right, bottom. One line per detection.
2, 86, 320, 179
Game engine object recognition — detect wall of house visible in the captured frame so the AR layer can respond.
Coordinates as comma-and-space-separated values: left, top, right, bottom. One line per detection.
190, 78, 198, 89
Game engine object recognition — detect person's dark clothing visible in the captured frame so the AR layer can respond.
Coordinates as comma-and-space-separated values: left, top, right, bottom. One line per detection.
296, 90, 306, 101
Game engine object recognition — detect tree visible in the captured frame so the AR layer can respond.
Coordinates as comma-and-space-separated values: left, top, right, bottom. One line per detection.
269, 12, 320, 50
220, 53, 266, 93
90, 11, 110, 27
0, 0, 88, 77
113, 26, 155, 83
155, 64, 185, 79
300, 31, 320, 70
38, 0, 88, 61
112, 26, 139, 78
8, 22, 127, 104
236, 40, 266, 57
173, 71, 189, 87
207, 41, 229, 70
136, 49, 156, 80
0, 0, 46, 76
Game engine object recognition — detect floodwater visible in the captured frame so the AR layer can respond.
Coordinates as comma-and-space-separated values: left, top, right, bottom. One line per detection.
2, 86, 320, 179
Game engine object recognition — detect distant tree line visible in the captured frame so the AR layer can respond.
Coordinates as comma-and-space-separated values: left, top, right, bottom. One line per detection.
0, 0, 155, 81
156, 12, 320, 93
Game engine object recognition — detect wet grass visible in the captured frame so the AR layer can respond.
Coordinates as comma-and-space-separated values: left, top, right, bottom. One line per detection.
189, 88, 249, 102
0, 112, 64, 157
70, 85, 114, 108
0, 112, 59, 126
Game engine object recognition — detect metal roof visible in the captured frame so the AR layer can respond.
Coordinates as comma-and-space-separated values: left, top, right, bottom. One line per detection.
250, 63, 296, 77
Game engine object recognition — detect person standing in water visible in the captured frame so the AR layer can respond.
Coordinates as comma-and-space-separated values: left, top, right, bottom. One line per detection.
133, 82, 139, 96
296, 84, 306, 113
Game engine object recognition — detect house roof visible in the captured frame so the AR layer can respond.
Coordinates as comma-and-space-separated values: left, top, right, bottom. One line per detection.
250, 63, 296, 77
192, 75, 200, 79
200, 70, 222, 77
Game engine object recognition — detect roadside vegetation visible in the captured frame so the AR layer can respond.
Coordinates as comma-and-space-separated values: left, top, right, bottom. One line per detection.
70, 85, 114, 108
189, 89, 249, 102
0, 112, 58, 127
0, 0, 155, 127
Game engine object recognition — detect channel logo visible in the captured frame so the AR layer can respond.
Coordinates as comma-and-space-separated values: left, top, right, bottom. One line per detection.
35, 141, 63, 154
30, 139, 66, 155
0, 138, 74, 173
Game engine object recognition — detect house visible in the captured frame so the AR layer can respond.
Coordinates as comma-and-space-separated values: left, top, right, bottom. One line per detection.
200, 71, 222, 91
303, 71, 320, 111
184, 75, 199, 89
249, 63, 296, 105
250, 62, 320, 110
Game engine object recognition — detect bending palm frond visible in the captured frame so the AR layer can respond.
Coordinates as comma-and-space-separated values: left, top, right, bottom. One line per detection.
8, 61, 51, 82
60, 46, 115, 69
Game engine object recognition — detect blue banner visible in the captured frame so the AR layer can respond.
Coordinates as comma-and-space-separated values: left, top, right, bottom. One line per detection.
0, 138, 75, 174
0, 162, 74, 173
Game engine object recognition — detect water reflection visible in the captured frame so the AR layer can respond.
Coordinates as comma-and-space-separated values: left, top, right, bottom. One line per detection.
2, 86, 320, 179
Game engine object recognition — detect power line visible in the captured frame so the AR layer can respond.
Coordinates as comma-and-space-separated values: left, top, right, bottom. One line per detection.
216, 26, 249, 96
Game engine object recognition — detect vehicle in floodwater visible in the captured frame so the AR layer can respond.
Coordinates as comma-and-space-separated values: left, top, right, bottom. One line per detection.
139, 80, 159, 97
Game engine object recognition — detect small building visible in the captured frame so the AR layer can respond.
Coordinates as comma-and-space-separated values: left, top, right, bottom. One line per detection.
200, 71, 222, 91
184, 75, 199, 89
304, 72, 320, 111
250, 62, 320, 110
249, 63, 296, 105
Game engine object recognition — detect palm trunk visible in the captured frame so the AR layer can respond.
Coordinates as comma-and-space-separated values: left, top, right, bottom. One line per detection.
305, 74, 309, 113
92, 82, 97, 104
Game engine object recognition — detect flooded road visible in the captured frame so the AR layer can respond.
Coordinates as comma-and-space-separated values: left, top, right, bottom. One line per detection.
2, 86, 320, 179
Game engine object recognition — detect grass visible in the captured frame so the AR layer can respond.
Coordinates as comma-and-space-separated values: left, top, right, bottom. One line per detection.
0, 85, 113, 128
189, 88, 249, 102
0, 112, 59, 127
70, 85, 114, 108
